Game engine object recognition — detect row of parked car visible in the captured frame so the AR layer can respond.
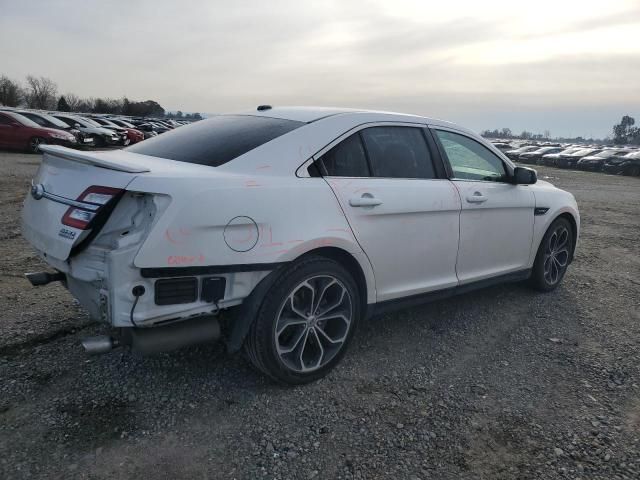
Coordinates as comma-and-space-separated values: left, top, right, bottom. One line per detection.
0, 107, 192, 153
491, 141, 640, 177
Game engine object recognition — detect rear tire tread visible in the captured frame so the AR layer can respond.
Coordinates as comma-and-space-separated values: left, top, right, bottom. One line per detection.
243, 255, 360, 385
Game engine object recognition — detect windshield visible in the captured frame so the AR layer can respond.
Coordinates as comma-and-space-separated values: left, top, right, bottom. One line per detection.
594, 150, 618, 158
5, 111, 42, 128
94, 118, 118, 127
22, 112, 69, 128
56, 115, 91, 128
112, 119, 135, 128
127, 115, 304, 167
79, 117, 102, 127
571, 149, 596, 156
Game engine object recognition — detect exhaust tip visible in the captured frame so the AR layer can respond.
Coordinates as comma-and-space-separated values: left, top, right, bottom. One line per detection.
25, 271, 65, 286
81, 336, 118, 355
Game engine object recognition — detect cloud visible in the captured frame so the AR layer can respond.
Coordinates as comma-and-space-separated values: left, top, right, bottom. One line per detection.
1, 0, 638, 136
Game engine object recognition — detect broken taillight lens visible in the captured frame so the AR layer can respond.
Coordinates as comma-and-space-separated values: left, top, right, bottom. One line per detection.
61, 186, 124, 230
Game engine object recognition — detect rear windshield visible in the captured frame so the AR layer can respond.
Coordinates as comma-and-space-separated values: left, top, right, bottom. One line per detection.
127, 115, 304, 167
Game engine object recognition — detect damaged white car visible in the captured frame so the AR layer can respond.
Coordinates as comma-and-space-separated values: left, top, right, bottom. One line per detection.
22, 106, 579, 384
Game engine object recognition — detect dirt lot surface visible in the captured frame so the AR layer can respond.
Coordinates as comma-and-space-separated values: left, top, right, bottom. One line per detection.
0, 150, 639, 479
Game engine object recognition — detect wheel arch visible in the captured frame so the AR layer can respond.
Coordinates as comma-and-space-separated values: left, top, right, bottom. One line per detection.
225, 246, 374, 353
299, 246, 370, 313
556, 212, 578, 261
540, 211, 578, 263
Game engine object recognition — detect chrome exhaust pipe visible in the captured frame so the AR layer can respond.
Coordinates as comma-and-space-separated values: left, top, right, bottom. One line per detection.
81, 336, 119, 355
81, 316, 220, 356
25, 271, 65, 286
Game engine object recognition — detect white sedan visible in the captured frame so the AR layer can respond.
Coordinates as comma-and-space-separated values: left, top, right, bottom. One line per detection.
22, 107, 579, 384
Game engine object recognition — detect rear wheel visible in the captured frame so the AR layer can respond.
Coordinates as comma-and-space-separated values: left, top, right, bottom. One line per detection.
28, 137, 45, 153
529, 217, 573, 291
244, 256, 360, 385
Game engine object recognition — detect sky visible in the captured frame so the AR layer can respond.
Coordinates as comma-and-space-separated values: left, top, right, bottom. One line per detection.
1, 0, 639, 138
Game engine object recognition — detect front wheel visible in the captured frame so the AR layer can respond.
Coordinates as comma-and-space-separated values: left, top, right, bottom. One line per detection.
529, 217, 573, 291
244, 256, 361, 385
28, 137, 45, 153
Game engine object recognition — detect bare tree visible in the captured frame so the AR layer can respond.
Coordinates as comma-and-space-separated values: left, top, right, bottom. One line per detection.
76, 97, 95, 113
0, 75, 23, 107
24, 75, 57, 109
64, 93, 83, 112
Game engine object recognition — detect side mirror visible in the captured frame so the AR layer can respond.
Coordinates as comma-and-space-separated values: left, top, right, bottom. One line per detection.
513, 166, 537, 185
74, 123, 81, 128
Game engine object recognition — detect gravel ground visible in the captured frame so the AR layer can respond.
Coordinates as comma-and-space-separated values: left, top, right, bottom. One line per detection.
0, 150, 638, 479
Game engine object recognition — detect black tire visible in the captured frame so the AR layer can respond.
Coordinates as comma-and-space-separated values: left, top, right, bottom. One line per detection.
28, 137, 45, 153
92, 135, 106, 148
529, 217, 574, 292
244, 256, 361, 385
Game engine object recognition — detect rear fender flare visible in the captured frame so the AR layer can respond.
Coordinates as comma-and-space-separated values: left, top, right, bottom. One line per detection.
225, 265, 286, 353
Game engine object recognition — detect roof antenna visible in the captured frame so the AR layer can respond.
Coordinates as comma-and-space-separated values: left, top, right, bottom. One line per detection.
257, 105, 272, 111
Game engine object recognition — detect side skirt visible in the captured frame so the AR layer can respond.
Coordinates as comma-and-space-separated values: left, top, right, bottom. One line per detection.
367, 269, 531, 319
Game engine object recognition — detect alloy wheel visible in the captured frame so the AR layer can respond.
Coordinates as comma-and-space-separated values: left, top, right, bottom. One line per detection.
543, 225, 570, 285
274, 275, 353, 373
29, 137, 42, 152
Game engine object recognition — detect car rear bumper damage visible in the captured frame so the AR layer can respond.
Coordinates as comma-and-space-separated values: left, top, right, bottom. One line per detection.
25, 256, 279, 355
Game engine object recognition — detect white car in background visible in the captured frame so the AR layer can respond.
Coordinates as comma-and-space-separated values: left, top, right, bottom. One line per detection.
22, 107, 580, 384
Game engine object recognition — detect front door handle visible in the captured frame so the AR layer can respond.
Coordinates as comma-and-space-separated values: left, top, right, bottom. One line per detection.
349, 194, 382, 207
466, 192, 487, 204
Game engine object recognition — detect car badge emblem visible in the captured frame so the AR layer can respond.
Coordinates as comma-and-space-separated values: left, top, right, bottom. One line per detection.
31, 183, 45, 200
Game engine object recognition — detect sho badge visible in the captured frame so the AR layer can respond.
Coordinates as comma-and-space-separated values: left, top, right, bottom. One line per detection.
58, 228, 76, 240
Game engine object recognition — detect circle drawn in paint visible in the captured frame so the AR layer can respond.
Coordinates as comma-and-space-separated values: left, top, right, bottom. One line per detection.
223, 216, 259, 252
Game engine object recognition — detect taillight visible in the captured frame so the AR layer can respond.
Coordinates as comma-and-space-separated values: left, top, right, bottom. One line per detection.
61, 186, 124, 230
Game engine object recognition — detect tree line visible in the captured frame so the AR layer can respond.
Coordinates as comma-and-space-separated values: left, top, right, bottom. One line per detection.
0, 74, 200, 120
483, 115, 640, 146
612, 116, 640, 145
481, 128, 553, 141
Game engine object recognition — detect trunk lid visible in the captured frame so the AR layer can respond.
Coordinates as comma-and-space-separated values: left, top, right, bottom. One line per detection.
22, 146, 144, 262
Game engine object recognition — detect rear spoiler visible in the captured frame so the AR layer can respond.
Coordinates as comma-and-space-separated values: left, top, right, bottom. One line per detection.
39, 145, 151, 174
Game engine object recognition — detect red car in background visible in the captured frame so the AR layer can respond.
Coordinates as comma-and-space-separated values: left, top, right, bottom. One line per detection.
0, 111, 77, 152
90, 117, 145, 145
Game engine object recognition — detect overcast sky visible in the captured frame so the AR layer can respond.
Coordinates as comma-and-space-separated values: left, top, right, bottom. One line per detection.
2, 0, 639, 137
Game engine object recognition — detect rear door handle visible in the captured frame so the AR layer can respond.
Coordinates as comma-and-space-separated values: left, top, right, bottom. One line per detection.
349, 195, 382, 207
466, 192, 487, 204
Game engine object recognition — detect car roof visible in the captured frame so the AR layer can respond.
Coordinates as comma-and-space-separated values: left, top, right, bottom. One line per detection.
238, 106, 457, 128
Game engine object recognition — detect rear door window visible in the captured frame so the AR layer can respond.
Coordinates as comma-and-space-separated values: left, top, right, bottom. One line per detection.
360, 127, 436, 179
127, 115, 304, 167
318, 133, 370, 177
